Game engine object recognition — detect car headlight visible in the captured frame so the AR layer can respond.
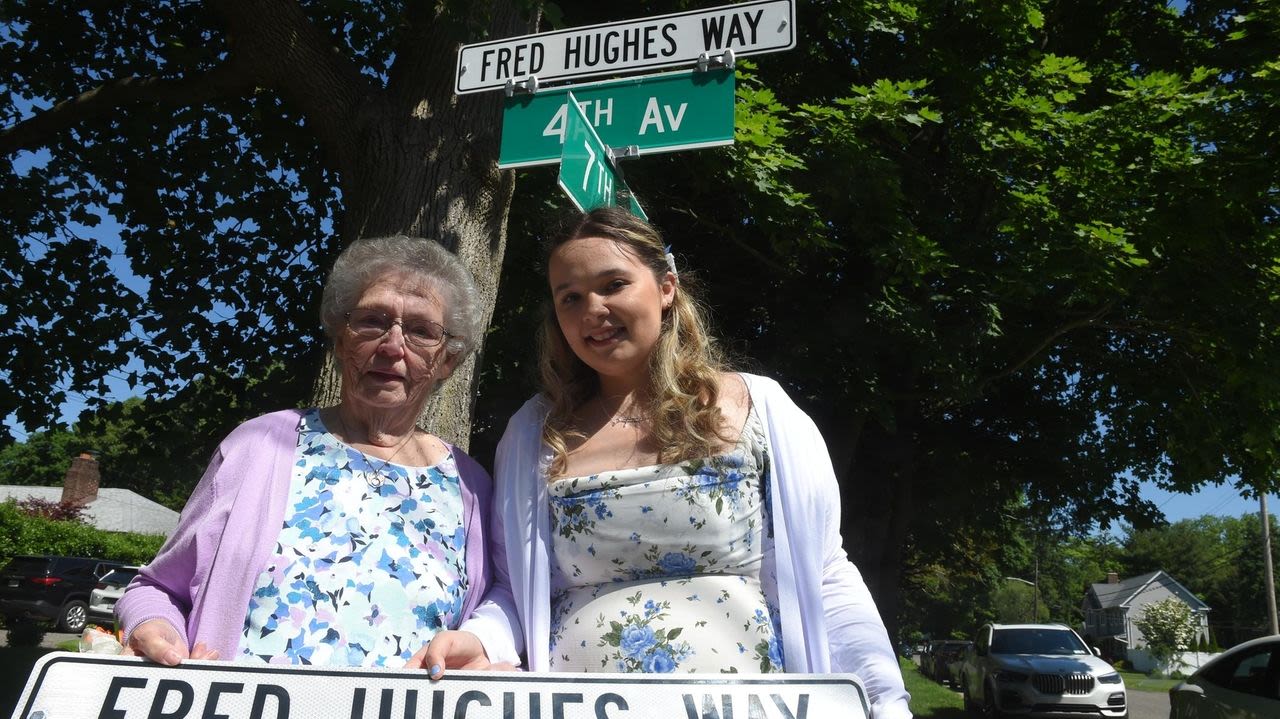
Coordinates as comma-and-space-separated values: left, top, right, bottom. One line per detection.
995, 670, 1029, 683
1098, 672, 1123, 684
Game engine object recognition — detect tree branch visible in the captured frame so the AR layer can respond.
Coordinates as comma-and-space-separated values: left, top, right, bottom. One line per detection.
208, 0, 375, 171
0, 63, 253, 156
974, 301, 1114, 393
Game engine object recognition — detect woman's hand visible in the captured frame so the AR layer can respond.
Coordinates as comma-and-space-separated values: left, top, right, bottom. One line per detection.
409, 630, 517, 678
122, 619, 219, 665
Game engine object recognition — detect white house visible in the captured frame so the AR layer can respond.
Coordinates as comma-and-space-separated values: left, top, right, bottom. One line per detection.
1082, 570, 1211, 671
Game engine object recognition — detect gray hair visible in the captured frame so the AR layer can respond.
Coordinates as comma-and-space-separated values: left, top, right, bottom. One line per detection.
319, 235, 483, 359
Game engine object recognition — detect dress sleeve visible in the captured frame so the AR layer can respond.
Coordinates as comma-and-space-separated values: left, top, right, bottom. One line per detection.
755, 374, 912, 719
114, 444, 229, 649
815, 449, 913, 719
456, 448, 523, 667
822, 549, 914, 719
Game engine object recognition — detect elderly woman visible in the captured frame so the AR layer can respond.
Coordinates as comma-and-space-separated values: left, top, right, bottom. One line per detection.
117, 235, 518, 669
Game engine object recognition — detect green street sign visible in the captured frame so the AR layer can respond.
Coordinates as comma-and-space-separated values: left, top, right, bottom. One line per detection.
557, 91, 647, 220
500, 69, 734, 169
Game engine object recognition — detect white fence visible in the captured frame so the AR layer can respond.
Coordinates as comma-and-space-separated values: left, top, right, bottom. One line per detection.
1127, 647, 1221, 675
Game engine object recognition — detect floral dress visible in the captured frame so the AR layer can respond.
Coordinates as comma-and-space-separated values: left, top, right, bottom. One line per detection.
548, 409, 784, 673
239, 410, 468, 667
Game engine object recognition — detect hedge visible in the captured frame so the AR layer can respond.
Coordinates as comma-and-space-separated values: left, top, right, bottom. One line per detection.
0, 500, 165, 566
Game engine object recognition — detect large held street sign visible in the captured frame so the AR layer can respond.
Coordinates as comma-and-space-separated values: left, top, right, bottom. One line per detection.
455, 0, 794, 94
499, 69, 734, 169
11, 653, 871, 719
557, 91, 647, 220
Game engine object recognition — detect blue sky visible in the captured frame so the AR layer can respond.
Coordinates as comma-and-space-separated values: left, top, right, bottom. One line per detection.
1143, 483, 1277, 524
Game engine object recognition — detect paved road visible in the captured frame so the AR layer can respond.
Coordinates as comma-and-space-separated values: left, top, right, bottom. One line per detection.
0, 629, 80, 649
946, 685, 1167, 719
1128, 687, 1169, 719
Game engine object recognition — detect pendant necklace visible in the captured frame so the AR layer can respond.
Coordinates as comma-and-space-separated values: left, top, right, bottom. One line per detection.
601, 398, 650, 427
334, 413, 416, 488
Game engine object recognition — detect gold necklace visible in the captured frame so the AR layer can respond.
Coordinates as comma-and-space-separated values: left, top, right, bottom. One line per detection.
333, 413, 416, 488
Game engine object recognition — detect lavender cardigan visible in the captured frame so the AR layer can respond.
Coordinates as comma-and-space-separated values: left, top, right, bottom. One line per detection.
116, 409, 504, 661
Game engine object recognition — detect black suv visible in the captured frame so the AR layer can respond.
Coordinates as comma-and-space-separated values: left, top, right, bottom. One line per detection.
0, 555, 124, 633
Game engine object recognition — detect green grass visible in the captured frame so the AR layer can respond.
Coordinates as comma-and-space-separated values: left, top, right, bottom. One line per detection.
898, 657, 1176, 719
901, 658, 968, 718
1119, 669, 1180, 693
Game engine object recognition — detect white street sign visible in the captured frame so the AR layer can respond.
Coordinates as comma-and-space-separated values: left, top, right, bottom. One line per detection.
12, 653, 871, 719
455, 0, 794, 94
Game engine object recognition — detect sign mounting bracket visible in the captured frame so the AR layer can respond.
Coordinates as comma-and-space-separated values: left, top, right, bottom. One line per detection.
696, 49, 736, 73
609, 145, 641, 161
504, 76, 540, 97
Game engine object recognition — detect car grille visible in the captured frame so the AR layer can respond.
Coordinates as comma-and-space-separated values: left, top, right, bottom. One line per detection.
1032, 704, 1104, 713
1033, 673, 1095, 695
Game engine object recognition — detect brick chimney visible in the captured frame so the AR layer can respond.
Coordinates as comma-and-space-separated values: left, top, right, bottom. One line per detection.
1106, 572, 1120, 584
61, 451, 100, 506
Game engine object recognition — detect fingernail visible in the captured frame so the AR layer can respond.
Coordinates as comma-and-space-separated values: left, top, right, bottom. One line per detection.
163, 650, 182, 666
429, 664, 442, 677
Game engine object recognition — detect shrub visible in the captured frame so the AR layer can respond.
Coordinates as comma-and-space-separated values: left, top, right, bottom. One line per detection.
1134, 599, 1197, 674
3, 615, 47, 648
0, 500, 165, 566
15, 498, 89, 523
1112, 659, 1132, 671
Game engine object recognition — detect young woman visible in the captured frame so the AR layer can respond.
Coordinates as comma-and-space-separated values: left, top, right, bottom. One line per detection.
427, 208, 910, 718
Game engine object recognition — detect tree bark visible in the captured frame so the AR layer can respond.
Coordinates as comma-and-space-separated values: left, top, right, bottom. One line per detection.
204, 0, 537, 448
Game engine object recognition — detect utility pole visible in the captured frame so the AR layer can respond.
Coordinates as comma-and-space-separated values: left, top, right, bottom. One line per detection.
1262, 494, 1278, 634
1033, 554, 1041, 622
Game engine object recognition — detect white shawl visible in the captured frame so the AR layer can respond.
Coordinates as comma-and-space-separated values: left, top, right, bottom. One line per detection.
462, 374, 911, 719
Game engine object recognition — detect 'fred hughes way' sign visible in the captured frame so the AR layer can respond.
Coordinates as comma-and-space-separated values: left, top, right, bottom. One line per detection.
11, 654, 870, 719
454, 0, 795, 94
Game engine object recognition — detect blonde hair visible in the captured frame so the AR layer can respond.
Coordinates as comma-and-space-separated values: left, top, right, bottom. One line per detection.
539, 207, 732, 478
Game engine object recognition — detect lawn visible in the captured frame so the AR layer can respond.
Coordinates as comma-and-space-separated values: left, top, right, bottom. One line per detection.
899, 657, 1175, 719
1119, 669, 1180, 693
901, 657, 968, 718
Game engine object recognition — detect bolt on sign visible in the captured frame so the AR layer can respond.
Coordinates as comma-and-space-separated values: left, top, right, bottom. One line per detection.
11, 653, 871, 719
454, 0, 794, 94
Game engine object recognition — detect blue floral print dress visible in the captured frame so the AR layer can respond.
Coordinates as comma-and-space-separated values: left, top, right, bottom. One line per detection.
548, 409, 785, 673
239, 410, 468, 666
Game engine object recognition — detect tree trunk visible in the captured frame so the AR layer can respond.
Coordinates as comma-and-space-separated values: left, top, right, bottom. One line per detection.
289, 3, 533, 451
307, 104, 516, 449
840, 407, 919, 641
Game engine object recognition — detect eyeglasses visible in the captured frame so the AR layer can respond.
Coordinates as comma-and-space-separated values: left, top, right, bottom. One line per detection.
344, 308, 453, 349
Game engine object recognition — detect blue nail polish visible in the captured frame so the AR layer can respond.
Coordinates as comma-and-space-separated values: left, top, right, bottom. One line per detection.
429, 664, 441, 676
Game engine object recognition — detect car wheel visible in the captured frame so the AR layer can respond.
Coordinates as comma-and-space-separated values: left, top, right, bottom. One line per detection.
57, 599, 88, 633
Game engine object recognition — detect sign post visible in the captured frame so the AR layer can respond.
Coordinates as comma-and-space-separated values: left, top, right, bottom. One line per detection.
499, 69, 734, 169
455, 0, 793, 94
12, 653, 872, 719
556, 91, 647, 219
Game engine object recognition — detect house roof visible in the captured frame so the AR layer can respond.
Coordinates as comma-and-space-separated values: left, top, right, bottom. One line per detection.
0, 485, 179, 537
1088, 570, 1210, 612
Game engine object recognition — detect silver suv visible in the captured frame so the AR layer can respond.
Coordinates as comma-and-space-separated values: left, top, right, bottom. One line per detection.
960, 623, 1127, 719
